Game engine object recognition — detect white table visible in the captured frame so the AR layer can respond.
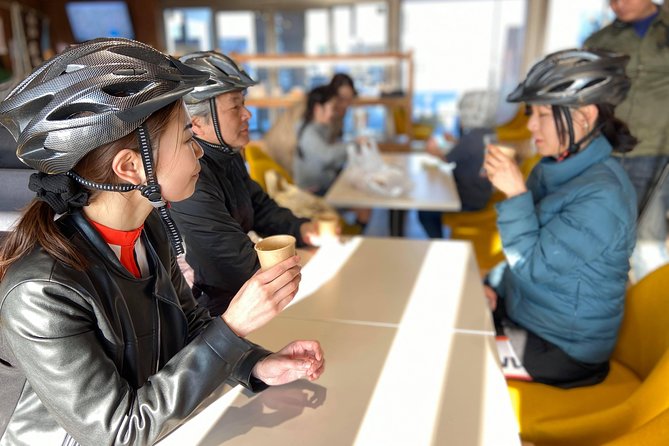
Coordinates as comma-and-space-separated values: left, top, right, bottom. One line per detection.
160, 319, 518, 446
325, 153, 462, 236
160, 238, 518, 445
287, 237, 494, 334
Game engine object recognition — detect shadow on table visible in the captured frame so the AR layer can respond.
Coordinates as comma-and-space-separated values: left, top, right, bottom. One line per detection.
198, 380, 327, 445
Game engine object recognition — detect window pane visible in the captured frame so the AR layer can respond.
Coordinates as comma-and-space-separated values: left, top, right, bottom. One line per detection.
163, 8, 212, 55
402, 0, 525, 134
216, 11, 257, 54
305, 9, 329, 54
333, 3, 387, 54
544, 0, 613, 54
215, 11, 265, 134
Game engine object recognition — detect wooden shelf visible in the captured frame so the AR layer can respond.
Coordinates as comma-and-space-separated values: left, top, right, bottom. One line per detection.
237, 51, 414, 138
245, 95, 410, 109
232, 52, 412, 66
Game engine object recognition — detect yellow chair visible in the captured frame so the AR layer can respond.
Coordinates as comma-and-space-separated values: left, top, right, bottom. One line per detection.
392, 106, 433, 140
603, 406, 669, 445
244, 141, 293, 192
442, 154, 541, 271
244, 141, 362, 235
509, 263, 669, 446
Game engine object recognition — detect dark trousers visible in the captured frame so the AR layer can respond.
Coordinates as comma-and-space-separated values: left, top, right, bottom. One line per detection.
493, 299, 610, 389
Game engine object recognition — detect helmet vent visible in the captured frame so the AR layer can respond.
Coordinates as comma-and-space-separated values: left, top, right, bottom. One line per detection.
47, 103, 112, 121
552, 81, 574, 93
583, 78, 606, 89
64, 64, 85, 74
113, 68, 148, 76
102, 81, 153, 97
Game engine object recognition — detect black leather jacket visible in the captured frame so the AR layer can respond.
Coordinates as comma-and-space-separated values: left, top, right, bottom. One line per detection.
171, 140, 308, 316
0, 211, 270, 445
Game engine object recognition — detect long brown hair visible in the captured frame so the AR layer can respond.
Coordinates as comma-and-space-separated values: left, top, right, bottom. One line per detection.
0, 100, 183, 280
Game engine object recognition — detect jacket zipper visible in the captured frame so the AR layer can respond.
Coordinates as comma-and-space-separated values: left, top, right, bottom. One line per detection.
154, 297, 161, 374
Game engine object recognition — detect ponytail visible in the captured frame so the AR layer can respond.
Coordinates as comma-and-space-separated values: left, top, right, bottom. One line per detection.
0, 200, 86, 281
597, 103, 637, 153
0, 100, 182, 281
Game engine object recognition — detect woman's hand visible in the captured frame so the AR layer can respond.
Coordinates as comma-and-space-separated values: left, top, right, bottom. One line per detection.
483, 285, 498, 311
483, 145, 527, 198
222, 256, 302, 337
252, 340, 325, 385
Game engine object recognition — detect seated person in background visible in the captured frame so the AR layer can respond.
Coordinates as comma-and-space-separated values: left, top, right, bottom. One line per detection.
328, 73, 357, 143
170, 51, 321, 316
293, 85, 348, 196
483, 49, 637, 388
418, 91, 495, 238
294, 85, 370, 227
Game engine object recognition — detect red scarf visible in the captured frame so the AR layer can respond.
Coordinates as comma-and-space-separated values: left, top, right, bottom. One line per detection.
90, 220, 144, 278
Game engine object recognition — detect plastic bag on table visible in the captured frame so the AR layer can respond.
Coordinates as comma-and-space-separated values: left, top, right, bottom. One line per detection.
341, 139, 412, 197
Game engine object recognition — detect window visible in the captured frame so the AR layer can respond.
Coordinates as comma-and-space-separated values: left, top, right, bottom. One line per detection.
401, 0, 526, 134
544, 0, 613, 54
216, 11, 257, 54
163, 8, 212, 56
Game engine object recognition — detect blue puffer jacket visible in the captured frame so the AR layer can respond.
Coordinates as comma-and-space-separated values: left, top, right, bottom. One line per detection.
488, 136, 636, 363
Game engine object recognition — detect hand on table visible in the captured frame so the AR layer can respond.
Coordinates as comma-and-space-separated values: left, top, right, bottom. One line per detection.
483, 145, 527, 198
252, 340, 325, 385
222, 256, 302, 337
425, 132, 457, 159
300, 220, 341, 247
483, 285, 498, 311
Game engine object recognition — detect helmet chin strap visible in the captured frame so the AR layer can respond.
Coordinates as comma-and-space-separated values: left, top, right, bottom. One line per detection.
556, 107, 601, 162
67, 124, 186, 255
208, 97, 237, 151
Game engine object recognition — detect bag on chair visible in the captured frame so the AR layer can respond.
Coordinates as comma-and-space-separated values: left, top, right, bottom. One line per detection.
265, 170, 338, 219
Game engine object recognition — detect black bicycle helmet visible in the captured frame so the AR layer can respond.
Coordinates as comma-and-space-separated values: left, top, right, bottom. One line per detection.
180, 51, 258, 104
507, 48, 630, 107
0, 37, 208, 174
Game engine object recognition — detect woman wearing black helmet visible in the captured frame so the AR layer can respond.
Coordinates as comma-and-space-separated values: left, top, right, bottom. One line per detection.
483, 48, 637, 387
0, 39, 324, 445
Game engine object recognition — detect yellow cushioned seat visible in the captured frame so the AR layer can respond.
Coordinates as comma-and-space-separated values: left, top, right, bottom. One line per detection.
244, 141, 293, 192
603, 406, 669, 445
509, 264, 669, 446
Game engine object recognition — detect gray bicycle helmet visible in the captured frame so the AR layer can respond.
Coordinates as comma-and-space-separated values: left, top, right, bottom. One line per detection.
0, 37, 208, 174
180, 51, 258, 104
507, 48, 630, 107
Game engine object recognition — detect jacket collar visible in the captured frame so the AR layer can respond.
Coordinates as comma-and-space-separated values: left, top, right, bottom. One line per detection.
195, 136, 238, 156
537, 135, 612, 192
62, 210, 158, 281
612, 6, 669, 30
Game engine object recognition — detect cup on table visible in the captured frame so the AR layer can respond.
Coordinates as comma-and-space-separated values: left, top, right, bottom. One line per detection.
316, 212, 340, 244
481, 133, 517, 176
254, 235, 296, 270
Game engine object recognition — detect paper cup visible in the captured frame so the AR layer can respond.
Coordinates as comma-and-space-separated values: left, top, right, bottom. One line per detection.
494, 145, 517, 159
316, 213, 339, 240
481, 134, 518, 176
254, 235, 296, 270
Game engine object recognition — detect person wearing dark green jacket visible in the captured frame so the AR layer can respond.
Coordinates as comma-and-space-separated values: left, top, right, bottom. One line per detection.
585, 0, 669, 278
